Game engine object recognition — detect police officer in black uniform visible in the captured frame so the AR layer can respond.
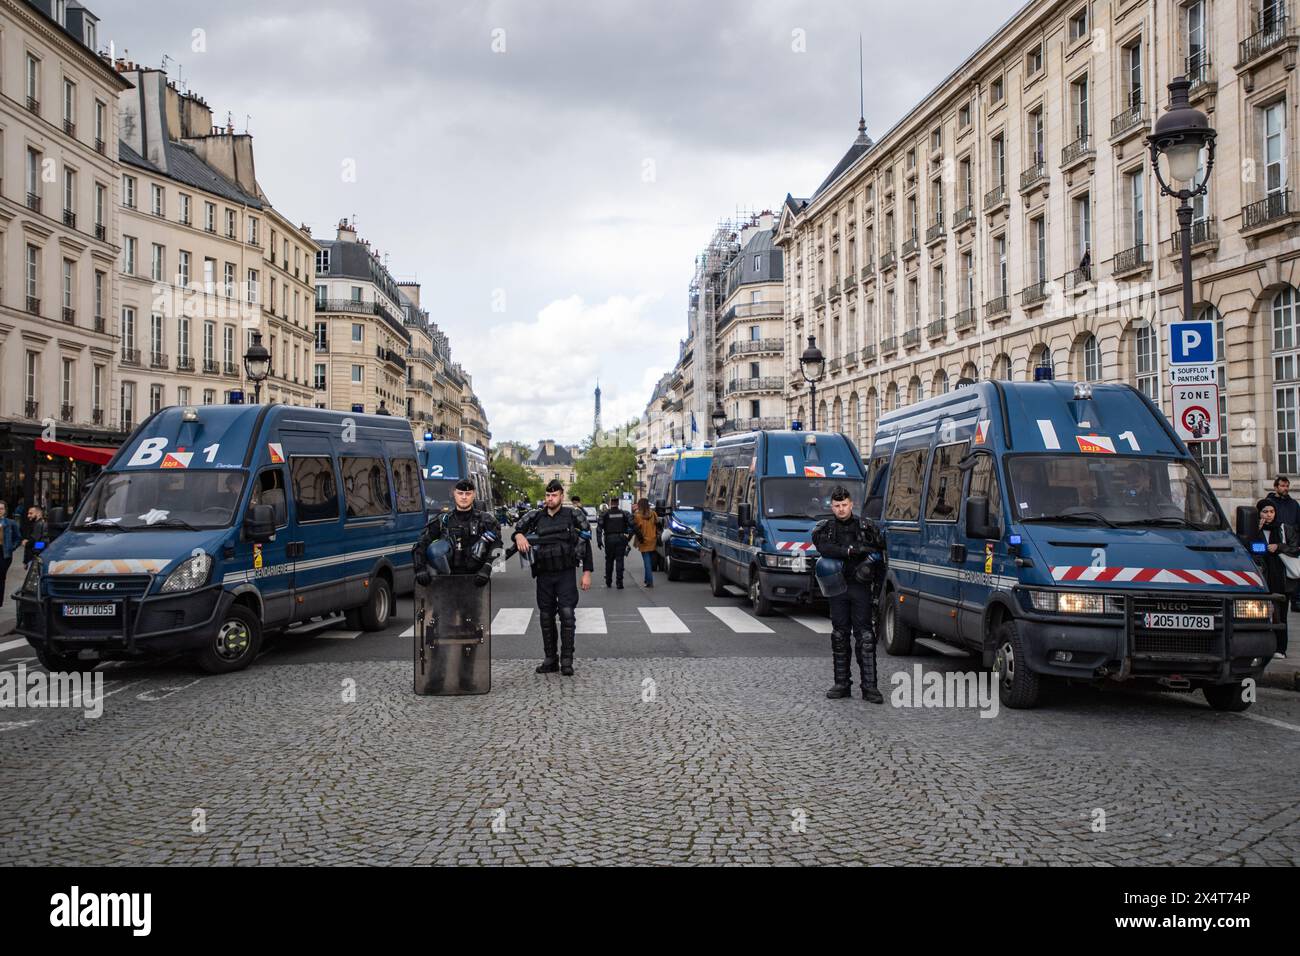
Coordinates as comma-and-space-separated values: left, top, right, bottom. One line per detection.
812, 486, 887, 703
412, 479, 501, 587
596, 496, 634, 588
512, 479, 593, 675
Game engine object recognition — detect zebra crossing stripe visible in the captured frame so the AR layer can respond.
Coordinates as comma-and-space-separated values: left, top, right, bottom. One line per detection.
638, 607, 689, 633
706, 606, 774, 633
0, 638, 30, 654
575, 608, 606, 634
318, 631, 362, 640
492, 608, 534, 635
785, 613, 832, 634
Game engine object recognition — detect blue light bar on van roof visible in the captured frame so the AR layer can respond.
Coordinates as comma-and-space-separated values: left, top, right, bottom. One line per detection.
1009, 534, 1022, 546
424, 431, 434, 441
1252, 541, 1267, 554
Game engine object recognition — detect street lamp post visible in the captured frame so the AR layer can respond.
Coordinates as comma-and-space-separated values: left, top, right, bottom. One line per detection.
711, 401, 726, 440
243, 331, 271, 404
799, 335, 826, 430
1148, 76, 1216, 328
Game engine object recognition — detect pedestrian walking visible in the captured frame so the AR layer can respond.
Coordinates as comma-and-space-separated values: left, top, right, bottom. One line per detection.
21, 505, 47, 568
0, 501, 20, 609
511, 479, 593, 676
812, 486, 887, 703
632, 498, 659, 588
1264, 476, 1300, 611
1244, 500, 1298, 658
597, 496, 634, 588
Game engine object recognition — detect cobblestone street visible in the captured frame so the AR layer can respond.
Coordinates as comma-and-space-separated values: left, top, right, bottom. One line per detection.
3, 651, 1297, 866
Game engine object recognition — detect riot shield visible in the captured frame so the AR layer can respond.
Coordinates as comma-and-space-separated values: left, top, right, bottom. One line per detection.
414, 574, 491, 695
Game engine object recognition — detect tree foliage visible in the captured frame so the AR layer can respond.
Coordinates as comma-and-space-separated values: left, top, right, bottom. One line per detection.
490, 456, 544, 505
571, 441, 638, 506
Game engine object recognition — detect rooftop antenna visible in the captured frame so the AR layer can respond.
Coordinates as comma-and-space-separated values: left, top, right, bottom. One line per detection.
856, 34, 871, 145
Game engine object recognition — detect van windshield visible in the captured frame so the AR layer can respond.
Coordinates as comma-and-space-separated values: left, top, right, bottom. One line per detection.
423, 478, 458, 513
1006, 455, 1225, 531
73, 470, 247, 530
673, 480, 706, 510
762, 479, 865, 520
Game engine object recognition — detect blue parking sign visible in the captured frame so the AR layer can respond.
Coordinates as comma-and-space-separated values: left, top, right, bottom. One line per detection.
1169, 320, 1215, 364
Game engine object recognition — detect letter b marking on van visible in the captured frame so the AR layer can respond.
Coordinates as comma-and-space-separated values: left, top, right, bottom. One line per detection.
128, 437, 168, 467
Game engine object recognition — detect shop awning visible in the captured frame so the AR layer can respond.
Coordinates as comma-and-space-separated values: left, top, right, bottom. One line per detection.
35, 438, 118, 466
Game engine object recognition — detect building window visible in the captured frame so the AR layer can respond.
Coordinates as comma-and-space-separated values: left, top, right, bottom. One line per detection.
25, 244, 39, 305
122, 307, 136, 348
150, 384, 163, 415
178, 317, 190, 362
247, 216, 259, 245
1028, 109, 1045, 166
224, 262, 235, 297
1082, 334, 1101, 381
316, 249, 330, 274
1191, 307, 1228, 476
179, 250, 191, 286
1069, 6, 1089, 42
991, 75, 1005, 104
958, 103, 972, 129
123, 236, 136, 275
63, 166, 75, 216
178, 386, 190, 407
150, 313, 163, 361
122, 174, 136, 208
204, 321, 215, 364
352, 323, 363, 343
93, 365, 103, 414
225, 209, 236, 238
1026, 43, 1044, 76
121, 382, 135, 430
203, 389, 215, 406
1135, 322, 1160, 401
179, 193, 191, 225
150, 183, 164, 217
1072, 192, 1092, 262
1186, 1, 1208, 78
94, 270, 104, 319
991, 134, 1006, 187
1070, 73, 1090, 141
1263, 101, 1287, 197
315, 363, 327, 390
26, 54, 40, 109
62, 258, 74, 309
94, 100, 106, 146
205, 202, 216, 232
994, 234, 1008, 297
223, 326, 235, 367
26, 147, 42, 200
1031, 216, 1047, 283
151, 243, 165, 282
1127, 169, 1145, 248
95, 182, 106, 231
1125, 39, 1143, 110
246, 268, 259, 304
351, 364, 363, 385
1274, 286, 1300, 474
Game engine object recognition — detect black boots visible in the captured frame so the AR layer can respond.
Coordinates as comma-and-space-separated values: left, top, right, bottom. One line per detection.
536, 614, 559, 673
826, 630, 852, 699
856, 632, 883, 704
558, 607, 577, 676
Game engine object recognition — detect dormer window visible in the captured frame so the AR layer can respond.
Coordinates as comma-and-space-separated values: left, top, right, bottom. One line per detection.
85, 20, 97, 51
54, 0, 67, 26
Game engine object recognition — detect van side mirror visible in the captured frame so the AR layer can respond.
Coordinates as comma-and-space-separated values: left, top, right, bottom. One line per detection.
737, 502, 753, 527
1236, 505, 1260, 540
245, 504, 276, 543
655, 499, 667, 516
966, 496, 999, 540
49, 507, 67, 525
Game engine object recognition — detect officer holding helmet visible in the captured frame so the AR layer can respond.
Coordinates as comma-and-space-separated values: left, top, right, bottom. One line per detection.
412, 478, 501, 587
512, 479, 593, 676
812, 486, 886, 703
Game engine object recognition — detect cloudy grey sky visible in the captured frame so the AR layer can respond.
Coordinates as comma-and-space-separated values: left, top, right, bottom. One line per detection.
103, 0, 1025, 445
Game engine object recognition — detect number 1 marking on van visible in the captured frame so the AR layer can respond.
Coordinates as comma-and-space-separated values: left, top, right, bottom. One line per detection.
1119, 431, 1140, 451
1037, 420, 1061, 449
784, 455, 796, 475
202, 443, 220, 463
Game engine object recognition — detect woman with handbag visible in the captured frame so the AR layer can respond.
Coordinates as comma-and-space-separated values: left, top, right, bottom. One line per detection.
1245, 501, 1297, 658
632, 499, 660, 588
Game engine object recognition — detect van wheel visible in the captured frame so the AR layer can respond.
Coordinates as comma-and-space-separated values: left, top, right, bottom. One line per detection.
1203, 681, 1252, 712
358, 576, 393, 632
748, 570, 774, 616
709, 557, 727, 597
343, 607, 363, 629
882, 596, 916, 656
993, 620, 1040, 709
665, 552, 682, 582
196, 605, 262, 674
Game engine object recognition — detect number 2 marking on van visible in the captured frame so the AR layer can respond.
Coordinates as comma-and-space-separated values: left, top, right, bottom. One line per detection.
1119, 431, 1140, 451
202, 443, 220, 463
784, 455, 796, 475
428, 465, 444, 477
831, 462, 846, 476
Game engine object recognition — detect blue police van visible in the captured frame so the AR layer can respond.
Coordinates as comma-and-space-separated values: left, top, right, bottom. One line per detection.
648, 447, 713, 581
867, 379, 1281, 710
416, 439, 492, 513
699, 430, 865, 614
14, 405, 426, 673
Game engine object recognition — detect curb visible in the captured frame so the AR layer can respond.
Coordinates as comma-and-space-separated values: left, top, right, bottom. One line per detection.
1260, 668, 1300, 692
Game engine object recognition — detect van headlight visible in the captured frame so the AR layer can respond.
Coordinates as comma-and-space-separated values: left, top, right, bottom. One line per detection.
760, 552, 807, 571
1234, 599, 1272, 621
1024, 589, 1119, 615
668, 516, 696, 537
20, 559, 41, 595
160, 552, 213, 594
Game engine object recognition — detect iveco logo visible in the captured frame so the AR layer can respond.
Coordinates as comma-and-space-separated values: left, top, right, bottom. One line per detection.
1153, 601, 1188, 612
78, 581, 115, 591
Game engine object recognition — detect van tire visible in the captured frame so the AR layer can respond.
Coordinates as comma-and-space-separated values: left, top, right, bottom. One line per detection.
993, 620, 1040, 709
196, 605, 262, 673
882, 596, 916, 656
1202, 681, 1252, 712
358, 576, 392, 632
343, 607, 363, 629
748, 569, 774, 617
665, 552, 682, 582
709, 557, 727, 597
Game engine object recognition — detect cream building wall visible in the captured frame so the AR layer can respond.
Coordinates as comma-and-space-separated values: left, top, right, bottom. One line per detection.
778, 0, 1300, 511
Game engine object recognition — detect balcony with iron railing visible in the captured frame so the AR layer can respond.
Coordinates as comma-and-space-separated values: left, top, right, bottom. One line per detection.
26, 192, 41, 213
727, 376, 784, 395
92, 408, 104, 425
927, 317, 946, 340
121, 347, 141, 367
828, 358, 842, 374
1021, 162, 1048, 192
860, 260, 875, 282
1186, 52, 1214, 95
1170, 217, 1218, 253
953, 204, 975, 230
1237, 13, 1294, 67
94, 223, 106, 241
728, 338, 784, 357
843, 348, 859, 367
315, 341, 330, 353
1063, 264, 1092, 291
26, 296, 40, 315
150, 352, 169, 370
203, 359, 220, 374
95, 137, 106, 156
224, 361, 240, 377
62, 209, 76, 228
93, 314, 105, 333
26, 96, 39, 115
724, 417, 786, 433
61, 404, 75, 423
24, 400, 38, 418
880, 250, 898, 271
984, 183, 1008, 212
880, 335, 899, 356
1112, 243, 1148, 276
901, 233, 920, 258
903, 327, 921, 348
1061, 132, 1094, 168
985, 294, 1010, 320
813, 292, 825, 309
1242, 190, 1294, 232
828, 279, 842, 301
61, 307, 75, 324
925, 219, 946, 246
862, 344, 877, 363
1021, 280, 1049, 307
177, 356, 195, 372
1111, 99, 1147, 140
954, 307, 976, 332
